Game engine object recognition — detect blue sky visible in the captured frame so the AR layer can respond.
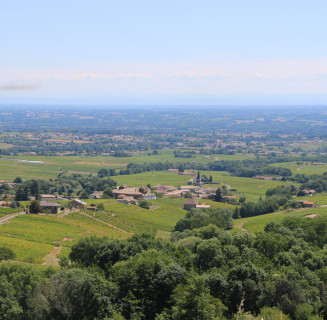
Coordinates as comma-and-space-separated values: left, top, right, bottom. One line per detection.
1, 0, 327, 105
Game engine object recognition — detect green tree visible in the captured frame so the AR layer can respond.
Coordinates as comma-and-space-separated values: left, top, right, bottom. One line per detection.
215, 188, 223, 202
165, 275, 227, 320
30, 180, 40, 200
103, 187, 113, 199
0, 276, 23, 320
14, 186, 29, 201
29, 268, 117, 320
97, 203, 104, 211
13, 177, 22, 183
0, 247, 16, 261
29, 200, 41, 214
139, 200, 150, 209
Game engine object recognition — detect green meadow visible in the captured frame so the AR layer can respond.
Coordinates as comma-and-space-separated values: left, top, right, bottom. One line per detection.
233, 206, 327, 233
271, 161, 327, 176
203, 171, 298, 202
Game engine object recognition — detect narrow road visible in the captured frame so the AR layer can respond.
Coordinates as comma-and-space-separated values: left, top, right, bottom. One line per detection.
0, 212, 26, 224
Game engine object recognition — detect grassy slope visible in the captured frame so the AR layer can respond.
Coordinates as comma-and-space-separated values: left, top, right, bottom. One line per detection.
0, 212, 129, 264
233, 206, 327, 233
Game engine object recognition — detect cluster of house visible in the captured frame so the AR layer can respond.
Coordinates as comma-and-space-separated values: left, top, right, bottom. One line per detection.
153, 184, 215, 199
37, 198, 90, 214
112, 186, 156, 205
301, 189, 316, 196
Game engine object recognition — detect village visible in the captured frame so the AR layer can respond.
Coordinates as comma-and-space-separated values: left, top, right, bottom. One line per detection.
0, 169, 318, 216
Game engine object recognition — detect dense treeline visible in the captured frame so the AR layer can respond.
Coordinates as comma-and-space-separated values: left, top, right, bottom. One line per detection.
4, 214, 327, 319
173, 208, 233, 233
100, 157, 298, 178
14, 174, 116, 200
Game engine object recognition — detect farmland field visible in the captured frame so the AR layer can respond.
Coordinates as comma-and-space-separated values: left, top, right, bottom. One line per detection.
0, 151, 259, 180
271, 161, 327, 176
0, 207, 21, 218
234, 206, 327, 233
85, 198, 187, 236
0, 212, 130, 264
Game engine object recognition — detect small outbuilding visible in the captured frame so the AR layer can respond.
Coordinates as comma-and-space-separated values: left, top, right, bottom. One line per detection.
40, 201, 61, 214
184, 198, 198, 210
68, 199, 87, 209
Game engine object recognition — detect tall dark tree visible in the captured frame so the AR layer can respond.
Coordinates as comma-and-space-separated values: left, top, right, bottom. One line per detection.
13, 177, 22, 183
14, 186, 29, 201
30, 180, 40, 200
29, 200, 41, 214
215, 188, 223, 202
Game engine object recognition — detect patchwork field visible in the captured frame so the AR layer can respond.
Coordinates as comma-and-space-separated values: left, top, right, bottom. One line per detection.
0, 151, 259, 180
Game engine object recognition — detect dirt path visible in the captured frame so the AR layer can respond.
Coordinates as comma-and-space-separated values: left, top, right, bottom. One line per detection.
78, 211, 133, 234
42, 246, 62, 266
0, 211, 26, 224
304, 213, 319, 218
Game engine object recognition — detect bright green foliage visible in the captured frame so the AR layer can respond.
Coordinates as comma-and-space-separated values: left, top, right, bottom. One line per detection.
163, 275, 227, 320
0, 247, 16, 261
29, 268, 117, 320
29, 200, 41, 214
0, 276, 23, 320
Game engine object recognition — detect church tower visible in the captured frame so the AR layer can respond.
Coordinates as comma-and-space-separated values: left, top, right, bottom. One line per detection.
195, 170, 202, 186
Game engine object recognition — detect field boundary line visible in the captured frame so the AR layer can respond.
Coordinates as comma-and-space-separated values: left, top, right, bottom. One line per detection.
78, 211, 133, 234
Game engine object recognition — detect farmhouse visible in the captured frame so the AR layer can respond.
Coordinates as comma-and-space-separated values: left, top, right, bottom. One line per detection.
69, 199, 87, 209
168, 168, 179, 173
184, 198, 197, 210
89, 191, 103, 199
40, 201, 61, 214
139, 186, 150, 194
153, 185, 177, 193
117, 196, 138, 205
143, 193, 157, 200
298, 200, 315, 208
183, 198, 212, 210
303, 189, 316, 196
164, 190, 184, 197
